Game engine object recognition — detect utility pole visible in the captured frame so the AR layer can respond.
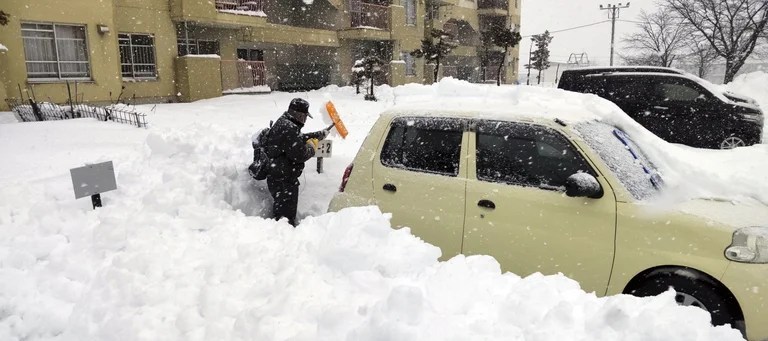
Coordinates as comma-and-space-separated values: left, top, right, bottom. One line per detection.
599, 3, 630, 66
526, 39, 533, 85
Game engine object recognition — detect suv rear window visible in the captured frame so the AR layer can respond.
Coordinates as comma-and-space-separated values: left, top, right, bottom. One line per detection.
380, 117, 464, 176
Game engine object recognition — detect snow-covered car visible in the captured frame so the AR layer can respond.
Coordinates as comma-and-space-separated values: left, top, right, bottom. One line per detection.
329, 108, 768, 340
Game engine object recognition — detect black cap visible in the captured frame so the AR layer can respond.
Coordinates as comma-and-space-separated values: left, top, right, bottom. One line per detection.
288, 98, 312, 118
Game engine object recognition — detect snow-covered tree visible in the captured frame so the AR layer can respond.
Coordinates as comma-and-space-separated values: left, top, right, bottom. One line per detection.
480, 24, 522, 86
622, 9, 689, 67
412, 28, 457, 83
530, 31, 553, 85
665, 0, 768, 82
352, 56, 385, 101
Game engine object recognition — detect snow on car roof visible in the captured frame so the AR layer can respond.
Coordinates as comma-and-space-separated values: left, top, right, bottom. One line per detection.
567, 65, 685, 73
387, 77, 623, 125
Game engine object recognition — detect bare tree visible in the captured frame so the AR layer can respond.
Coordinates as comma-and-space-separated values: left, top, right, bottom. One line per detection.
684, 35, 720, 78
623, 9, 689, 67
665, 0, 768, 82
620, 53, 665, 66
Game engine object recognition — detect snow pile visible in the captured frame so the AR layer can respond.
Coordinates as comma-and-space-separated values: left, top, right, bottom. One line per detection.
725, 71, 768, 110
0, 79, 764, 340
0, 43, 7, 52
0, 118, 744, 340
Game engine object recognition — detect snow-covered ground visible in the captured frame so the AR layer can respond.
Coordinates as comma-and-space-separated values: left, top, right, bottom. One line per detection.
2, 75, 766, 340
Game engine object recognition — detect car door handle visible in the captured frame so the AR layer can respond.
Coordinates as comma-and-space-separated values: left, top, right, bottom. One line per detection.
654, 106, 669, 110
477, 199, 496, 209
383, 183, 397, 192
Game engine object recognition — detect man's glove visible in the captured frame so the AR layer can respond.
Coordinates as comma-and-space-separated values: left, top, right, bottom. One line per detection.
307, 138, 319, 151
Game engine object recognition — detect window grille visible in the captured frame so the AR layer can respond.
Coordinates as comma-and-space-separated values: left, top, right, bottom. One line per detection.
22, 23, 90, 80
119, 33, 157, 79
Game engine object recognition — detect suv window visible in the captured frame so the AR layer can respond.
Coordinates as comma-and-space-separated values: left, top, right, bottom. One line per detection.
475, 121, 595, 189
657, 82, 702, 102
604, 76, 651, 102
381, 117, 464, 176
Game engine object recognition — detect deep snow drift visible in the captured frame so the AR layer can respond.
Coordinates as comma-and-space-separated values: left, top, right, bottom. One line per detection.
2, 77, 766, 340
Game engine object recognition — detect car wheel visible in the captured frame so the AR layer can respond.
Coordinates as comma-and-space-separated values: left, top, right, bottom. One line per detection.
720, 136, 746, 149
628, 274, 744, 334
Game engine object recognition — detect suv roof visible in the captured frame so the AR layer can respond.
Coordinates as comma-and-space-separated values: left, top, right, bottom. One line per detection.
562, 66, 685, 75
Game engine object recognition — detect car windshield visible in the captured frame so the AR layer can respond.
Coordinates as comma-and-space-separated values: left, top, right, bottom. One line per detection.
575, 122, 663, 200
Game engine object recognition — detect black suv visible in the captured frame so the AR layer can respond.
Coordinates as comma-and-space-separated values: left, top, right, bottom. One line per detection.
558, 67, 764, 149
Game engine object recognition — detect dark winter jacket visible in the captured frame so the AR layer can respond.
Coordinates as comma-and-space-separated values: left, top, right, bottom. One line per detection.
263, 111, 325, 180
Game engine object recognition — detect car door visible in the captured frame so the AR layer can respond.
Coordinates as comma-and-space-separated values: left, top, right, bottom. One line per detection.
372, 116, 469, 260
603, 75, 659, 132
462, 120, 617, 295
651, 78, 716, 146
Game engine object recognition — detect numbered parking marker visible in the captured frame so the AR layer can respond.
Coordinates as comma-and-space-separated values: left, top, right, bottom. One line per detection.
316, 139, 333, 158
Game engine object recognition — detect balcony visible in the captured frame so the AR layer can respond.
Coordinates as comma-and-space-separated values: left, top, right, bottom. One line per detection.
170, 0, 267, 28
477, 0, 508, 15
215, 0, 264, 13
340, 1, 391, 40
221, 60, 269, 93
350, 2, 390, 30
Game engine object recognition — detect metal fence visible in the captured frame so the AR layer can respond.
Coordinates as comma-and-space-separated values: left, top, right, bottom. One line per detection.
215, 0, 264, 12
478, 0, 509, 10
221, 60, 267, 91
5, 99, 148, 128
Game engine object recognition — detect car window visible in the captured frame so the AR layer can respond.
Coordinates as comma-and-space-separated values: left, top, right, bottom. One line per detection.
475, 121, 595, 189
605, 77, 650, 102
658, 82, 702, 102
381, 117, 464, 176
575, 122, 663, 200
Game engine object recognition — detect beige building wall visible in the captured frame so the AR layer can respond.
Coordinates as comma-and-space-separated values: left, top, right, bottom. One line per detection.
0, 0, 122, 110
0, 0, 523, 111
115, 0, 178, 103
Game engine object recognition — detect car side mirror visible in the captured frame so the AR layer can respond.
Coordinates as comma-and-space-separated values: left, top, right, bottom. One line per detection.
565, 173, 604, 199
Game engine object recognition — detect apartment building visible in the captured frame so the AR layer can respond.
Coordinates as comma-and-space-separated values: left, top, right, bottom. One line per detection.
0, 0, 522, 110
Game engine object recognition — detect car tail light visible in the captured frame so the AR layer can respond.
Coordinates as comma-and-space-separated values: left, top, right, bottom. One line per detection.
339, 163, 354, 192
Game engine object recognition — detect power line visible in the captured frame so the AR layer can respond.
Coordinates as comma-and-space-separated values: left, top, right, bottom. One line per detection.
522, 20, 611, 38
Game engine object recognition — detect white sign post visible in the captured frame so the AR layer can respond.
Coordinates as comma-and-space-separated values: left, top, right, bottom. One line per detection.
315, 139, 332, 173
70, 161, 117, 209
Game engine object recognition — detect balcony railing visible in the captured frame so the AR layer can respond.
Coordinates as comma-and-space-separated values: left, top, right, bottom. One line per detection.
350, 2, 389, 30
221, 60, 267, 91
478, 0, 509, 10
215, 0, 264, 12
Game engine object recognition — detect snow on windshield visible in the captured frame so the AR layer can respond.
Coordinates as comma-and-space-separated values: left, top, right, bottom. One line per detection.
575, 122, 662, 200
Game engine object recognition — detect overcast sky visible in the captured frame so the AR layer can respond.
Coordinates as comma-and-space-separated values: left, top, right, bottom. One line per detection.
521, 0, 658, 66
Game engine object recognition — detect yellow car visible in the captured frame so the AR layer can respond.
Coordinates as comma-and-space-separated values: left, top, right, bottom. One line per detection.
329, 109, 768, 340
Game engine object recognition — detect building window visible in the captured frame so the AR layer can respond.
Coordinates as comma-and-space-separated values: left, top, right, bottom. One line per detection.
22, 23, 90, 80
401, 52, 416, 76
177, 38, 220, 56
426, 4, 439, 21
405, 0, 416, 25
119, 33, 157, 79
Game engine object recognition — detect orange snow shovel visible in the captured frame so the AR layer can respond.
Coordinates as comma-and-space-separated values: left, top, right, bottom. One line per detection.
325, 101, 349, 139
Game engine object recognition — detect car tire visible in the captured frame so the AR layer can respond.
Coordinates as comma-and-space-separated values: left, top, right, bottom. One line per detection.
719, 135, 747, 149
628, 273, 745, 335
